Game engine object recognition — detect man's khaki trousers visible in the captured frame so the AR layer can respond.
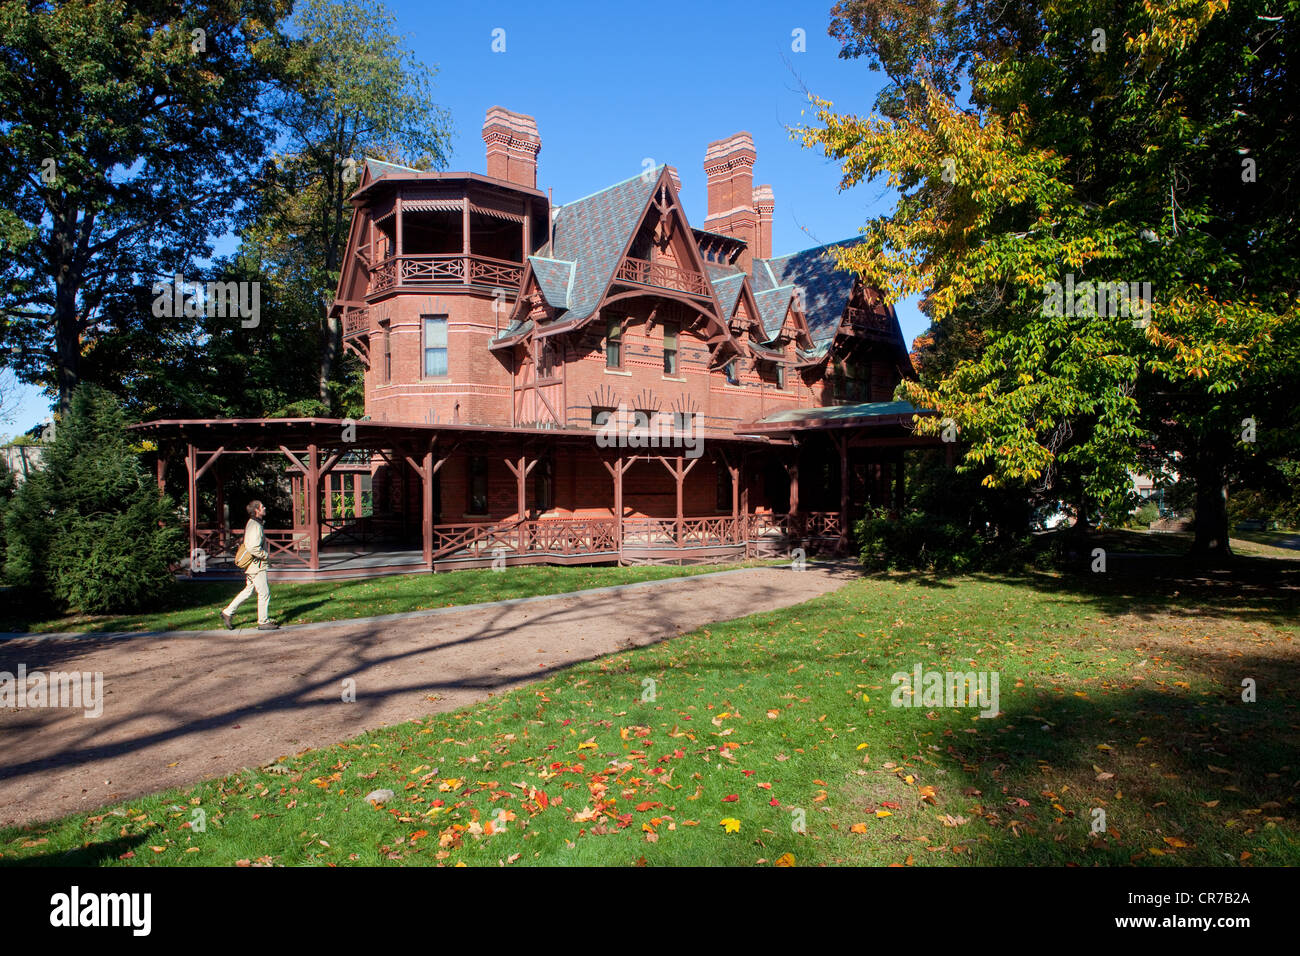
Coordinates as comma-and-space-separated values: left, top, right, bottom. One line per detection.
224, 569, 270, 625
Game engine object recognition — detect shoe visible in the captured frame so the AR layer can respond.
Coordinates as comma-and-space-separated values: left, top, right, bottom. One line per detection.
257, 621, 280, 631
221, 611, 234, 631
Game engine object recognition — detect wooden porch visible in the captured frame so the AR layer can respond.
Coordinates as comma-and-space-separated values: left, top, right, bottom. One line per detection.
183, 511, 843, 581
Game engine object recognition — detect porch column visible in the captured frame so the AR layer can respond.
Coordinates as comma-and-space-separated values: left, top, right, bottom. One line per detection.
787, 458, 799, 522
185, 443, 197, 576
674, 456, 684, 547
324, 472, 333, 520
422, 444, 434, 568
835, 434, 849, 552
307, 443, 320, 571
354, 473, 364, 519
462, 196, 471, 282
155, 450, 168, 494
503, 452, 537, 552
604, 456, 625, 561
215, 465, 226, 550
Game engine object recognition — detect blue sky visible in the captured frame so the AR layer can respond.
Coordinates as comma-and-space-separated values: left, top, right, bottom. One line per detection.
3, 0, 923, 438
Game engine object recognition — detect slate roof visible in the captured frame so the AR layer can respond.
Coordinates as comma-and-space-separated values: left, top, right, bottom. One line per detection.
752, 286, 795, 341
536, 168, 664, 325
364, 157, 424, 178
709, 271, 746, 317
529, 256, 575, 310
753, 236, 867, 344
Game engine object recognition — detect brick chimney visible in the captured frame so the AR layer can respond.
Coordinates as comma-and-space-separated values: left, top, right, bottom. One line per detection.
752, 184, 774, 261
703, 132, 757, 269
482, 106, 541, 188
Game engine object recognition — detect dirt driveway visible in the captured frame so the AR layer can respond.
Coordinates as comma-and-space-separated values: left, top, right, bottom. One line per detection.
0, 565, 854, 828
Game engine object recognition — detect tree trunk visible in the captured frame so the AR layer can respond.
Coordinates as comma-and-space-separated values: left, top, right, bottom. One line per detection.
1191, 457, 1232, 563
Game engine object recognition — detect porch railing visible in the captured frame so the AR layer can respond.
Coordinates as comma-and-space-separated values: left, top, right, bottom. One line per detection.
614, 256, 711, 298
369, 254, 524, 294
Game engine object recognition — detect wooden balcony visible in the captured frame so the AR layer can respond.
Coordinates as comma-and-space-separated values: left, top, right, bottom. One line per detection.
368, 254, 524, 297
342, 306, 369, 340
614, 256, 711, 299
844, 305, 893, 336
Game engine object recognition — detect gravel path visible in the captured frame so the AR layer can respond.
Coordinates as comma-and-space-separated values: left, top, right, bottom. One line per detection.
0, 565, 854, 828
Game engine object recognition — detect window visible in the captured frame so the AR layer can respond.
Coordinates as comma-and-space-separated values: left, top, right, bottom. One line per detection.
633, 409, 653, 430
423, 315, 448, 377
382, 325, 392, 384
592, 406, 615, 427
663, 323, 678, 375
725, 359, 738, 385
538, 341, 556, 379
467, 456, 488, 515
673, 411, 695, 432
606, 317, 622, 369
775, 363, 786, 390
716, 462, 733, 511
532, 457, 553, 513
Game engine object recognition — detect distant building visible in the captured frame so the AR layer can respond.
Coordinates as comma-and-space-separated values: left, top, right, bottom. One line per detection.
1, 421, 53, 485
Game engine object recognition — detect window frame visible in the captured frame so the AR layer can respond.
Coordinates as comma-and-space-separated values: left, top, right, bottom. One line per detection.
422, 314, 449, 378
663, 322, 678, 375
605, 317, 623, 369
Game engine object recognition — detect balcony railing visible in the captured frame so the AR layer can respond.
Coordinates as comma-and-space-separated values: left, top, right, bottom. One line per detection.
369, 254, 524, 296
342, 307, 369, 340
614, 256, 711, 298
844, 305, 892, 335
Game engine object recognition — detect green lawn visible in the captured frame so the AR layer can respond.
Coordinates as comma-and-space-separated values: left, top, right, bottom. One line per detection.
0, 562, 775, 634
4, 553, 1296, 867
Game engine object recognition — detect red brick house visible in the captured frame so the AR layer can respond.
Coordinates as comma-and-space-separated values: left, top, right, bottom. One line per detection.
135, 107, 936, 579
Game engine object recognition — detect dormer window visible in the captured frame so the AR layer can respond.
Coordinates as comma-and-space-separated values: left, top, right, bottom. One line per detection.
724, 359, 739, 385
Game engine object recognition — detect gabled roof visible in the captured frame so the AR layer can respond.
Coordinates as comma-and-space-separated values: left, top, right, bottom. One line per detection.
752, 286, 795, 341
709, 271, 746, 317
529, 256, 575, 310
754, 236, 867, 343
537, 168, 664, 325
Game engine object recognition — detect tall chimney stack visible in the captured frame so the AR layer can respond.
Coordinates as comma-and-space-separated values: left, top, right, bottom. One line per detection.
482, 106, 541, 188
752, 184, 774, 261
703, 132, 757, 270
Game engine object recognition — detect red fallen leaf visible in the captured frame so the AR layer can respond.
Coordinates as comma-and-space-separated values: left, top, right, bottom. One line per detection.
1011, 797, 1030, 807
536, 790, 549, 809
635, 801, 663, 812
769, 798, 781, 806
741, 770, 755, 777
409, 829, 429, 842
616, 814, 634, 828
119, 851, 135, 860
757, 782, 772, 790
561, 719, 571, 726
722, 795, 739, 802
881, 801, 901, 810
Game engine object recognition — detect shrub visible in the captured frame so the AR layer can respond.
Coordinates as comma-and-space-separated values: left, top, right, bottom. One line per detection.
4, 385, 183, 612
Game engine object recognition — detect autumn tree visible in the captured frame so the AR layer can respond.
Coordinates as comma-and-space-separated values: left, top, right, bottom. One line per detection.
800, 0, 1300, 559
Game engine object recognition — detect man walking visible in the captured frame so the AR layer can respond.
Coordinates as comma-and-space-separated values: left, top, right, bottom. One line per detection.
221, 500, 279, 631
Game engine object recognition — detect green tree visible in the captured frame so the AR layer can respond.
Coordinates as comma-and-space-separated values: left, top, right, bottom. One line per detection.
800, 0, 1300, 560
0, 0, 290, 414
243, 0, 453, 408
4, 384, 181, 612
